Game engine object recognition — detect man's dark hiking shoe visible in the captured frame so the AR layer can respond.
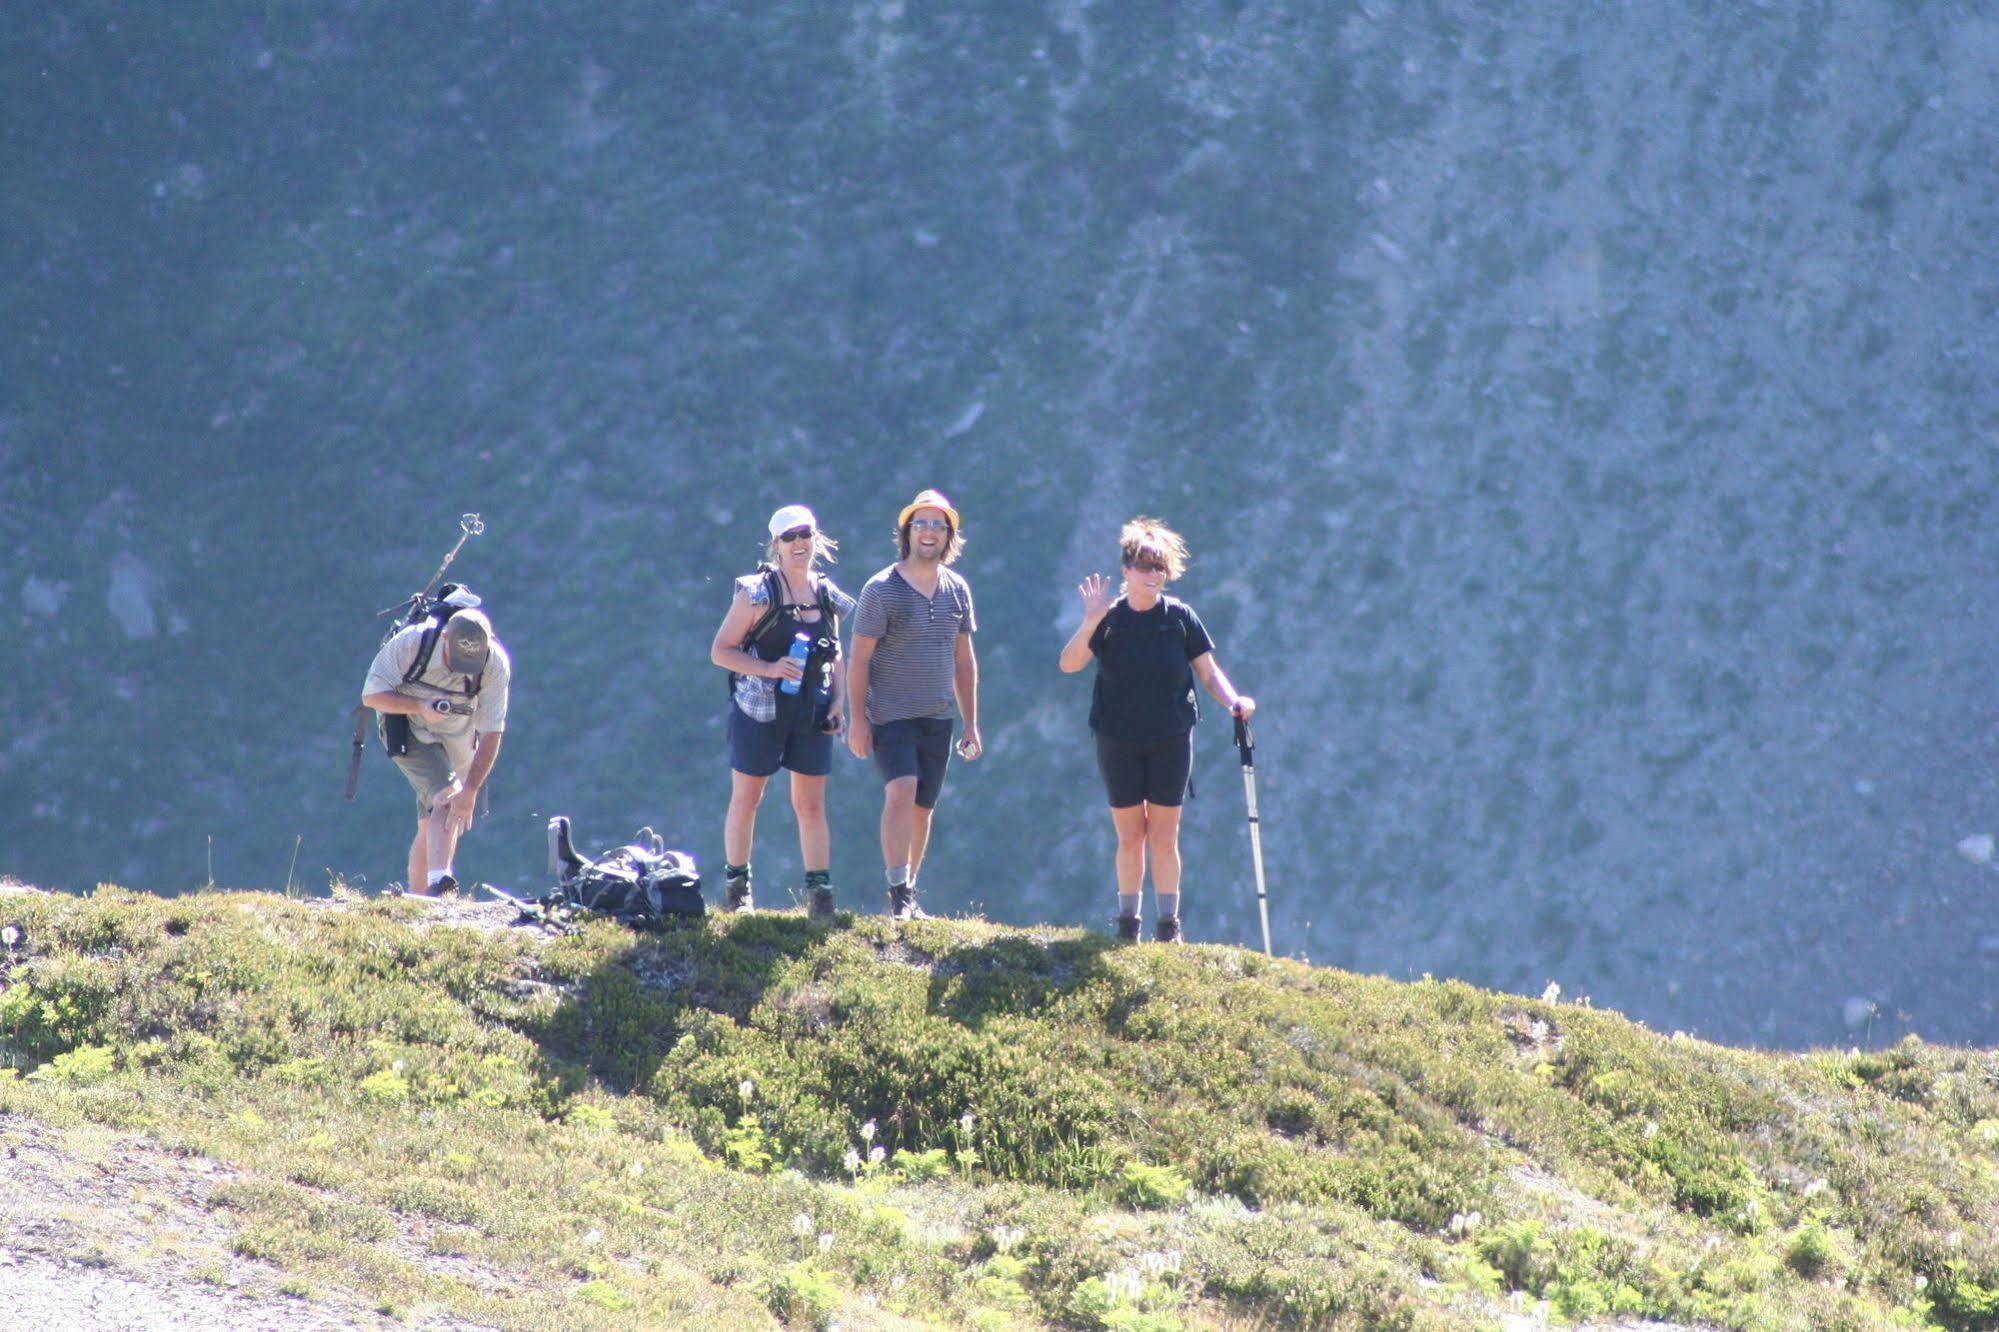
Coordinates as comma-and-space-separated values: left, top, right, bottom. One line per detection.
1115, 914, 1142, 942
807, 883, 836, 920
1153, 915, 1182, 944
888, 883, 926, 921
415, 874, 458, 898
724, 873, 754, 914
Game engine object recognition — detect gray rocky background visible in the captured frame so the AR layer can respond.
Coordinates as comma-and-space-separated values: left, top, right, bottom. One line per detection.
4, 2, 1996, 1047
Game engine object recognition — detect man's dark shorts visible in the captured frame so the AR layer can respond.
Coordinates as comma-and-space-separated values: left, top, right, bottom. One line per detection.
1094, 731, 1193, 809
871, 716, 955, 808
728, 701, 835, 778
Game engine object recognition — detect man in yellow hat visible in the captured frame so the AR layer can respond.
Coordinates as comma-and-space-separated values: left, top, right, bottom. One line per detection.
846, 488, 982, 919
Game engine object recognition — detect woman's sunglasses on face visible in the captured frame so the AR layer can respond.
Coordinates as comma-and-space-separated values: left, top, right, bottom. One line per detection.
778, 526, 815, 543
1125, 557, 1168, 573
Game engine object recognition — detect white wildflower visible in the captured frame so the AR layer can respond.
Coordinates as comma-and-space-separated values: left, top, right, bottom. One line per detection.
793, 1212, 814, 1238
860, 1119, 877, 1142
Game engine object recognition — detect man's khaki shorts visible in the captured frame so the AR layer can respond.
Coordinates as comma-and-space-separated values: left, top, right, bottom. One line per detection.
391, 734, 472, 817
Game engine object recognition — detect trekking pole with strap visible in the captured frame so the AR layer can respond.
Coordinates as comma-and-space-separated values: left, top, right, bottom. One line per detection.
1234, 714, 1273, 956
346, 513, 485, 801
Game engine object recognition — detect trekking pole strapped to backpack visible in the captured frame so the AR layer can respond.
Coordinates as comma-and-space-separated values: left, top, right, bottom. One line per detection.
345, 514, 486, 801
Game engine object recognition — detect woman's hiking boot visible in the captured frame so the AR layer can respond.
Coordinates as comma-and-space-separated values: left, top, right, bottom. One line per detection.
806, 873, 836, 920
1153, 915, 1183, 944
723, 870, 754, 914
1115, 914, 1143, 942
888, 882, 927, 921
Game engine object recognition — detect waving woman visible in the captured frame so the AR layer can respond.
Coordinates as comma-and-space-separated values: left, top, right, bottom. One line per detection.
1059, 518, 1254, 943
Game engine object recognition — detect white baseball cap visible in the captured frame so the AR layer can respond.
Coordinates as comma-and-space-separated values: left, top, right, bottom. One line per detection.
768, 504, 817, 538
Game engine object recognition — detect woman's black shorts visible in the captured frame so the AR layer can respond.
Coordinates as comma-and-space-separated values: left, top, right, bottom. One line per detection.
1094, 731, 1193, 809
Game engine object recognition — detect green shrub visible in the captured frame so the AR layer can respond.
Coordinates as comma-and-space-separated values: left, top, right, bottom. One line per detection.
573, 1279, 634, 1311
891, 1146, 951, 1182
756, 1262, 841, 1329
26, 1043, 117, 1085
1784, 1216, 1843, 1280
1117, 1160, 1191, 1210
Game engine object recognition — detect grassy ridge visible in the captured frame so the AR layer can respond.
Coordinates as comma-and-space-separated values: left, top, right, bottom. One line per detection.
3, 885, 1998, 1330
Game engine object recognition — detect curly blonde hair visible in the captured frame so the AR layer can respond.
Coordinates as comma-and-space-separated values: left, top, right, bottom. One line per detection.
1118, 517, 1188, 581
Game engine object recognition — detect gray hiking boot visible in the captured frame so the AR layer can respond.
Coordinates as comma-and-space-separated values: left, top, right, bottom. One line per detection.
807, 884, 836, 919
888, 883, 927, 921
1153, 915, 1182, 944
724, 872, 754, 914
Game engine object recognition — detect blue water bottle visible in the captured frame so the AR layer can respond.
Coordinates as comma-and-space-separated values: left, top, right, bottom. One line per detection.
778, 631, 812, 695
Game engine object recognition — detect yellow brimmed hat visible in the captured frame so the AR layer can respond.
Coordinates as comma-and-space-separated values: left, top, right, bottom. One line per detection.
896, 488, 960, 531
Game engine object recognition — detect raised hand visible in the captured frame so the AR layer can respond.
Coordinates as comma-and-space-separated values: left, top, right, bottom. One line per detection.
1078, 572, 1113, 618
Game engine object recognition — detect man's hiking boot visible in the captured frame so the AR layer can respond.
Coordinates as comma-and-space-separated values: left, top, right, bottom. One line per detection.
1115, 914, 1143, 943
888, 883, 927, 921
1153, 915, 1182, 944
807, 883, 836, 920
412, 873, 457, 898
723, 873, 754, 914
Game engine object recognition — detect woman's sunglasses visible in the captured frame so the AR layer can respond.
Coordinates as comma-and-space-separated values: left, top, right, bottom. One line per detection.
778, 526, 815, 543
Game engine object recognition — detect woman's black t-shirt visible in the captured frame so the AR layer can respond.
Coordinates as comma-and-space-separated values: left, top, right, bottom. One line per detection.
1087, 596, 1214, 743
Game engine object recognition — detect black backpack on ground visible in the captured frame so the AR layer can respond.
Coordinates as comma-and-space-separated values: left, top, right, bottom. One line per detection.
516, 817, 704, 928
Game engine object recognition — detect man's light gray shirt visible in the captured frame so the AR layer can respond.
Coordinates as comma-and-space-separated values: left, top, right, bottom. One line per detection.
852, 565, 975, 724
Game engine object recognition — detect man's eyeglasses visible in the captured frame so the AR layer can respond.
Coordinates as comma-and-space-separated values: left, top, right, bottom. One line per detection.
908, 518, 951, 532
777, 526, 815, 543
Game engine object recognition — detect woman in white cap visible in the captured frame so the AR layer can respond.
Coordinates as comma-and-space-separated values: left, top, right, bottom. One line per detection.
1059, 517, 1254, 943
709, 505, 856, 917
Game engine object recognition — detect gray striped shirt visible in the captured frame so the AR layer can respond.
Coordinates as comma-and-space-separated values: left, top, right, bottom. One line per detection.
853, 565, 976, 724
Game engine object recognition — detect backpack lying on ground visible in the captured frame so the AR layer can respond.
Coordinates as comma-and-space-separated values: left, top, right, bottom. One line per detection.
488, 817, 704, 929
